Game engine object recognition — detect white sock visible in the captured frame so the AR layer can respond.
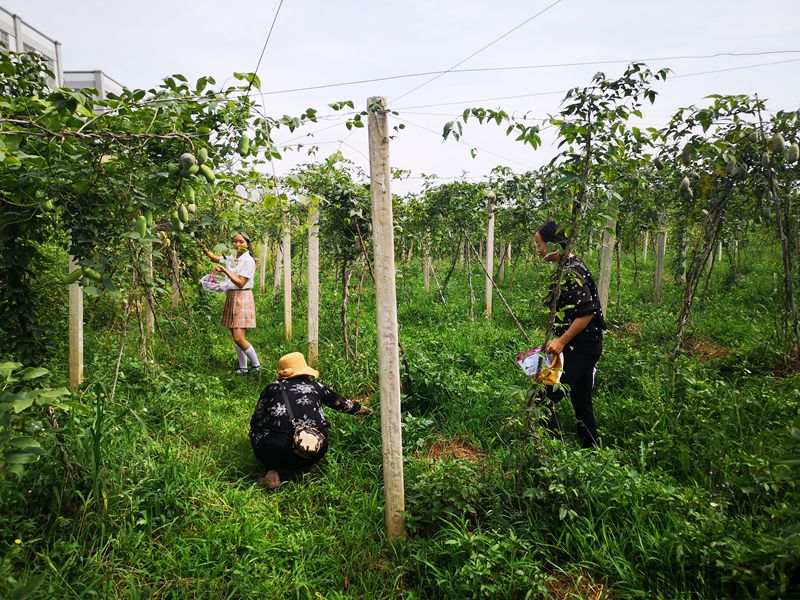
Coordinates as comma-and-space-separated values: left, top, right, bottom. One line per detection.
235, 345, 248, 369
244, 346, 261, 368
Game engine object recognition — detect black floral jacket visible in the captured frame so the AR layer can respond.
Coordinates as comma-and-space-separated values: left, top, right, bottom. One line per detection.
544, 255, 606, 346
249, 376, 361, 446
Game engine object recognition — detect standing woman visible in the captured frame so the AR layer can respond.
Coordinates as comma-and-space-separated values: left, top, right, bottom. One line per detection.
534, 221, 606, 448
199, 231, 262, 374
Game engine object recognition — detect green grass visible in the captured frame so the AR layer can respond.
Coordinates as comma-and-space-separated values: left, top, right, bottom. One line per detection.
1, 240, 799, 598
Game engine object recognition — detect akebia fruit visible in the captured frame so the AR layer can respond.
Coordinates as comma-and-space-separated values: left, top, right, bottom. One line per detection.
171, 211, 184, 232
144, 209, 154, 226
82, 267, 102, 281
187, 203, 197, 214
179, 153, 196, 168
787, 143, 799, 163
197, 148, 209, 165
199, 164, 215, 183
186, 186, 195, 203
681, 147, 691, 166
762, 152, 771, 168
679, 176, 691, 193
135, 215, 147, 237
64, 268, 83, 284
238, 136, 250, 157
178, 204, 189, 224
768, 133, 785, 154
184, 164, 200, 176
653, 157, 664, 171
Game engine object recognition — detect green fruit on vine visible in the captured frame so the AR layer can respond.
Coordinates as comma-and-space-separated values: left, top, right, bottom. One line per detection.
64, 268, 83, 285
82, 267, 102, 281
679, 176, 691, 193
725, 158, 737, 176
184, 164, 200, 176
787, 143, 799, 163
167, 163, 179, 175
171, 211, 184, 232
762, 152, 771, 167
237, 136, 250, 157
653, 157, 664, 171
199, 164, 215, 183
187, 203, 197, 214
43, 199, 55, 211
135, 215, 147, 237
681, 147, 691, 166
197, 148, 209, 165
186, 186, 195, 203
178, 204, 189, 224
768, 133, 785, 153
144, 209, 154, 226
179, 152, 196, 168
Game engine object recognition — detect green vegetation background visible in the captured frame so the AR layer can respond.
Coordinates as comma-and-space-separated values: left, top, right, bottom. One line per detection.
1, 240, 799, 599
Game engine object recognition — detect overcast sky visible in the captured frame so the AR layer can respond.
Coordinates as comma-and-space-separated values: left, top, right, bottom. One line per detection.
4, 1, 800, 194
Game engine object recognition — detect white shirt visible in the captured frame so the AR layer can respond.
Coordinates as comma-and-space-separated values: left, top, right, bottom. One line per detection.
223, 251, 256, 290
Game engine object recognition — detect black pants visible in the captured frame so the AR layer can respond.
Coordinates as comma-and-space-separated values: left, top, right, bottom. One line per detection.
543, 341, 602, 448
252, 430, 330, 472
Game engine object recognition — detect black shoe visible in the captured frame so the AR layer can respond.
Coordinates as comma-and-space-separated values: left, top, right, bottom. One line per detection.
233, 367, 249, 375
249, 365, 262, 374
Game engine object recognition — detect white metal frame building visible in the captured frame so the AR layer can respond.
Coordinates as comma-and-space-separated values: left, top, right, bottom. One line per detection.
0, 5, 64, 86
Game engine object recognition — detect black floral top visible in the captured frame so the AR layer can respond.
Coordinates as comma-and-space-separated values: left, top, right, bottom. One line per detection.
544, 255, 606, 347
249, 376, 361, 446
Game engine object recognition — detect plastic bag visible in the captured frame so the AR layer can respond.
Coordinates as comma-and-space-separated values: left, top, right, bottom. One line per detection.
200, 272, 237, 293
516, 346, 564, 385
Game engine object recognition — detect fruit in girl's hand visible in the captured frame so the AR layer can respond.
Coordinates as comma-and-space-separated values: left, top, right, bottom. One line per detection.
768, 133, 785, 153
135, 215, 147, 237
199, 164, 215, 183
179, 153, 196, 168
178, 204, 189, 224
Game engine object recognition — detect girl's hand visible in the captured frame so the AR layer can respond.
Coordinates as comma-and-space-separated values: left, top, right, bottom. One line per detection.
356, 405, 373, 417
545, 338, 565, 355
213, 265, 225, 274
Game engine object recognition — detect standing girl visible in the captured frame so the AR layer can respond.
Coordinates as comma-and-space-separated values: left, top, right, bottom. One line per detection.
534, 221, 606, 448
199, 231, 262, 374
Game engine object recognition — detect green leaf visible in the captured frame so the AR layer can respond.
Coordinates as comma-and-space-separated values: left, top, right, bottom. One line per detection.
4, 450, 44, 464
19, 367, 48, 380
12, 573, 46, 600
12, 396, 35, 413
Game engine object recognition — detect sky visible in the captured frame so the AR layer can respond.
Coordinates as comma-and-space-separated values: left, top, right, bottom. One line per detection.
4, 0, 800, 195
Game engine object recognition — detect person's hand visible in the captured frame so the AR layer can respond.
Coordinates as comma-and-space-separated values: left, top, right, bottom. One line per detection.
545, 337, 565, 355
213, 265, 225, 274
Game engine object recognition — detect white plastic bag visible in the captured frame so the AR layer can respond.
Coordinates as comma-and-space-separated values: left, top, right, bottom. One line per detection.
200, 272, 237, 293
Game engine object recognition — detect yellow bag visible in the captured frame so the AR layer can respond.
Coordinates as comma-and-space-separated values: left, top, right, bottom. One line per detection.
536, 352, 564, 386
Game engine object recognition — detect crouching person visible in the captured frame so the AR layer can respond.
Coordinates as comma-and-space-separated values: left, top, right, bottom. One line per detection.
249, 352, 372, 489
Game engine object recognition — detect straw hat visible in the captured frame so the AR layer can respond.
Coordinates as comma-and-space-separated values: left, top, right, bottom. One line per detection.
278, 352, 319, 379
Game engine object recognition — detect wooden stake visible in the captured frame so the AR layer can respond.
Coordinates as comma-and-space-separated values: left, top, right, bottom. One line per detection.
643, 231, 649, 263
282, 215, 292, 342
68, 255, 83, 390
259, 234, 269, 294
654, 226, 667, 303
308, 202, 320, 368
485, 192, 495, 319
171, 248, 180, 310
597, 218, 615, 315
367, 96, 405, 541
272, 240, 282, 301
145, 247, 155, 334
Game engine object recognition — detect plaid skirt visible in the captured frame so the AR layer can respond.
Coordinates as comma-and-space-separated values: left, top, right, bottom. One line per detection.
221, 289, 256, 329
